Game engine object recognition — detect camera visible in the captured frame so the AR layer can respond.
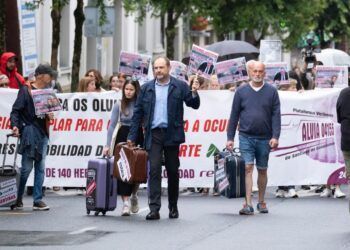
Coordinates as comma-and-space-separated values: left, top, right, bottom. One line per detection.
302, 37, 317, 72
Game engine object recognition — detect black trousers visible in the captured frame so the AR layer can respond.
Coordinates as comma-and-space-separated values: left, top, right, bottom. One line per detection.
148, 128, 180, 212
114, 125, 144, 196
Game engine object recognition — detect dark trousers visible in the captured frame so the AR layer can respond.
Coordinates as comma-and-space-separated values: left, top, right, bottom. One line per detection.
114, 125, 144, 196
148, 128, 180, 212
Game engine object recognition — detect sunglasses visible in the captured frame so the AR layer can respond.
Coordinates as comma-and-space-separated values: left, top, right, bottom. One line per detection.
0, 83, 8, 87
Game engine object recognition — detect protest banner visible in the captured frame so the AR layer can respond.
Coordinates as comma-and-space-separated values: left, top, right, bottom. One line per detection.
32, 89, 62, 116
188, 44, 219, 79
0, 88, 345, 188
260, 40, 282, 63
315, 66, 348, 88
215, 57, 248, 85
170, 61, 187, 82
118, 51, 152, 84
265, 62, 289, 87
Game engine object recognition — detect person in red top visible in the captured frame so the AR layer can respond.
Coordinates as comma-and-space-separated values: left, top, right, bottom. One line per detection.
0, 52, 25, 89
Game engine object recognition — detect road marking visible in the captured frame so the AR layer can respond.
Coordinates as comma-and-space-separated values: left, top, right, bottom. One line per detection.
0, 212, 32, 215
69, 227, 97, 235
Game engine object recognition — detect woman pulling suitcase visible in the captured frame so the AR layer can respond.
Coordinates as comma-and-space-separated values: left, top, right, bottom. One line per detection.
103, 78, 144, 216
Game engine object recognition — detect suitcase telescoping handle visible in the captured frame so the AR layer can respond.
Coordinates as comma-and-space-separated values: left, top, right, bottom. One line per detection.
1, 133, 19, 175
223, 147, 241, 155
101, 155, 114, 198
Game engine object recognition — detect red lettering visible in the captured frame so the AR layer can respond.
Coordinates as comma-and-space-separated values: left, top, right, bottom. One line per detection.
88, 119, 96, 131
75, 119, 103, 131
0, 116, 11, 130
203, 120, 210, 132
50, 118, 73, 131
184, 120, 189, 132
203, 119, 228, 132
192, 120, 200, 132
178, 144, 201, 157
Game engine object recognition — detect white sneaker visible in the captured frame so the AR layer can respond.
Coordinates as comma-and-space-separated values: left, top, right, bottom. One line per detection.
287, 188, 298, 198
334, 187, 346, 198
252, 186, 259, 193
130, 195, 139, 213
121, 204, 130, 216
275, 189, 285, 198
320, 188, 332, 197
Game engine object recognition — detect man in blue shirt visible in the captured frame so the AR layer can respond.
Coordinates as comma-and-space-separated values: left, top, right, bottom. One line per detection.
128, 56, 200, 220
226, 61, 281, 215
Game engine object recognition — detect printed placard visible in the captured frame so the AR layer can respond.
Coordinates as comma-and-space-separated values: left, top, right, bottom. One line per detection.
118, 148, 131, 181
265, 62, 289, 86
260, 40, 282, 63
170, 61, 187, 82
188, 44, 219, 79
0, 180, 17, 206
32, 89, 62, 116
315, 66, 348, 88
215, 167, 226, 182
218, 176, 229, 193
215, 57, 249, 85
217, 158, 225, 169
119, 51, 152, 84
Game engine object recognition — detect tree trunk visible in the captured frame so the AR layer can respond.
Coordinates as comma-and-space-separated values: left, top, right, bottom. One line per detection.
71, 0, 85, 92
50, 0, 62, 70
5, 0, 22, 74
165, 9, 176, 59
160, 15, 165, 49
0, 0, 6, 55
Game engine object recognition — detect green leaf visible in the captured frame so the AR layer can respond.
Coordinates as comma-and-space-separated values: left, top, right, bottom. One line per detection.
206, 143, 220, 158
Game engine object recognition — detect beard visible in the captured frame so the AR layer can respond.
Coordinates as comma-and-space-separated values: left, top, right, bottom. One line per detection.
251, 76, 264, 83
156, 74, 164, 80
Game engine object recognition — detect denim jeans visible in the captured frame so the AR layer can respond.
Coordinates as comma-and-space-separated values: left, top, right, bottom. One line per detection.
17, 136, 48, 203
239, 134, 271, 169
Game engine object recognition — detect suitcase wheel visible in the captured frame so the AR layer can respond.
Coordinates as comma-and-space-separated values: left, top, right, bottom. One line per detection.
87, 209, 90, 215
94, 211, 99, 216
102, 211, 106, 216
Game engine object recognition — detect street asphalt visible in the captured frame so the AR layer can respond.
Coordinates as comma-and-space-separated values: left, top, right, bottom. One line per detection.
1, 186, 350, 250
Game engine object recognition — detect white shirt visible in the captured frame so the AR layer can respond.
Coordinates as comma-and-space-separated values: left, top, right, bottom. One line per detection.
249, 82, 265, 92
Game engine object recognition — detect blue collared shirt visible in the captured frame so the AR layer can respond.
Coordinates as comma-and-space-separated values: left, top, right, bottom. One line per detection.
151, 79, 170, 129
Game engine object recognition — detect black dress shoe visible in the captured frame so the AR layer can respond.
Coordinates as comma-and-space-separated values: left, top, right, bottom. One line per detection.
169, 208, 179, 219
146, 211, 160, 220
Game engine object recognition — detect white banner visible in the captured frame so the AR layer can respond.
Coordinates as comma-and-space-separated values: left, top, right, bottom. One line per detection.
0, 88, 346, 187
18, 0, 38, 77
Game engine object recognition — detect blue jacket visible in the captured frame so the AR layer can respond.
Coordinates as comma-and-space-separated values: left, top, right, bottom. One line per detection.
128, 77, 200, 150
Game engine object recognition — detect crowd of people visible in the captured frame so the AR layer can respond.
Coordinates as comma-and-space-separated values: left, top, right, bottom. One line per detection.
1, 51, 349, 218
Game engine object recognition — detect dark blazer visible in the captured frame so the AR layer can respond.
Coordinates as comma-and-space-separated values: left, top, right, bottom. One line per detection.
273, 71, 289, 81
198, 62, 214, 75
337, 87, 350, 151
128, 76, 200, 150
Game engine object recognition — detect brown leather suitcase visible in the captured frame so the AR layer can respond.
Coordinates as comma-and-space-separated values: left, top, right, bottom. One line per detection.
113, 142, 148, 184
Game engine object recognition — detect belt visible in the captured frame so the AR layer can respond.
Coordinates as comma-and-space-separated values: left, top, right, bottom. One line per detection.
152, 127, 168, 133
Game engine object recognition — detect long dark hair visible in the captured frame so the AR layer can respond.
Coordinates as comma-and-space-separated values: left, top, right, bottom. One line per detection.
85, 69, 103, 90
121, 79, 140, 115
